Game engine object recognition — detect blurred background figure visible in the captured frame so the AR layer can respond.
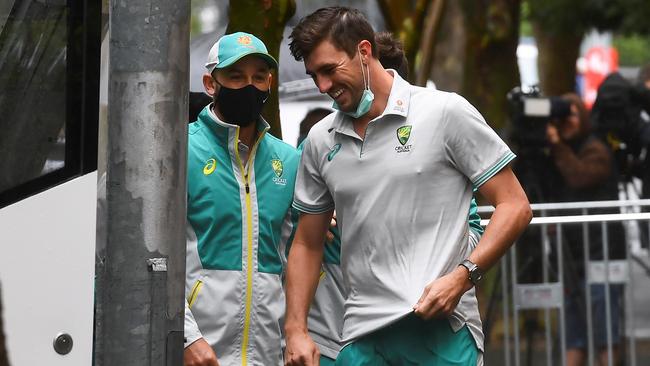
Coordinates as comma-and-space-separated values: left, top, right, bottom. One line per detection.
590, 65, 650, 199
589, 65, 650, 258
296, 108, 332, 146
544, 93, 625, 366
374, 31, 409, 81
189, 91, 212, 123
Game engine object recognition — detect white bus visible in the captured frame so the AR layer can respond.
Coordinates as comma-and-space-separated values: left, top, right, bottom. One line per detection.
0, 1, 100, 364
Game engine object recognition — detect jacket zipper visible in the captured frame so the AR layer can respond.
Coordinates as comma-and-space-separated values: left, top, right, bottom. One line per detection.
235, 129, 266, 366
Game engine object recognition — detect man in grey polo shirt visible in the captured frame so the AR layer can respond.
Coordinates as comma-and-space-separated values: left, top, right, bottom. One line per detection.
284, 6, 532, 366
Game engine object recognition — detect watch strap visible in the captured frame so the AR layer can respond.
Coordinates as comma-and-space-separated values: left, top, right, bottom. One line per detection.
459, 259, 482, 285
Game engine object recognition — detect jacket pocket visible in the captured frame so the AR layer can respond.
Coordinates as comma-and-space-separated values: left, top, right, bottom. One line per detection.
187, 279, 204, 308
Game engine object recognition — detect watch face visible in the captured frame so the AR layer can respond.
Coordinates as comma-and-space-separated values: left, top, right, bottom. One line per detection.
470, 270, 482, 284
460, 260, 482, 284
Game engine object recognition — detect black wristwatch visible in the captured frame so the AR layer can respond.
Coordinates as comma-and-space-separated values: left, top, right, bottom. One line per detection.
459, 259, 483, 285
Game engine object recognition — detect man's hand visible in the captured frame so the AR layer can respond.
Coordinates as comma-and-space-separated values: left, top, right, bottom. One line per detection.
325, 211, 337, 243
413, 267, 471, 320
546, 123, 561, 145
184, 338, 219, 366
284, 329, 320, 366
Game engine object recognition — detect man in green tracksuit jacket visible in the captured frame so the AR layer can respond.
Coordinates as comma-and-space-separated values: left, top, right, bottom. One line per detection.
183, 32, 299, 366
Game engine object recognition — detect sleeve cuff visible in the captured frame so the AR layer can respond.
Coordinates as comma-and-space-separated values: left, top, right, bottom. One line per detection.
292, 200, 335, 214
472, 151, 516, 188
184, 301, 203, 348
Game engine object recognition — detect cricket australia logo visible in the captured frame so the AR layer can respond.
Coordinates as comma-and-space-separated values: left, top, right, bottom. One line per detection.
395, 125, 413, 153
237, 35, 252, 45
271, 158, 287, 185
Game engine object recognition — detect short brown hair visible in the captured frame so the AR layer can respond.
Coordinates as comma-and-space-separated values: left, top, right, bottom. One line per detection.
289, 6, 376, 61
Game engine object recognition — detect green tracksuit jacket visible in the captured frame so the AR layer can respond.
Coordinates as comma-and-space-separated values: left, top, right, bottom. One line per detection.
184, 106, 299, 366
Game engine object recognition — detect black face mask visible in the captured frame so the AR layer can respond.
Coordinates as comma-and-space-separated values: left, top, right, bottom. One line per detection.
214, 82, 269, 127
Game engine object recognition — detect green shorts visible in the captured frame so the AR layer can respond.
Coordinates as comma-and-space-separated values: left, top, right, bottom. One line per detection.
335, 314, 478, 366
320, 355, 336, 366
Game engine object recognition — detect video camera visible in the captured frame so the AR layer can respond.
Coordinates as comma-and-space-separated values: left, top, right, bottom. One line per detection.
507, 86, 572, 148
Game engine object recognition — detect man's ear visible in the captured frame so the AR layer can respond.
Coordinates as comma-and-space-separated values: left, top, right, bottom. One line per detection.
203, 73, 217, 96
358, 40, 372, 62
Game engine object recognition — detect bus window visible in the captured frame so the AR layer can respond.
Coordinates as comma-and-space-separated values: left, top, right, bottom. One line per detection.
0, 0, 99, 208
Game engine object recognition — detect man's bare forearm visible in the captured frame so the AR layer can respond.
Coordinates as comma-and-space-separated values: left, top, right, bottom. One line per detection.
285, 211, 332, 333
471, 167, 532, 271
468, 197, 531, 271
285, 240, 324, 332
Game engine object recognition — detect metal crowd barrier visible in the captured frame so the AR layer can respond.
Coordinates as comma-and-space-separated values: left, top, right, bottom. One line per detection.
478, 199, 650, 366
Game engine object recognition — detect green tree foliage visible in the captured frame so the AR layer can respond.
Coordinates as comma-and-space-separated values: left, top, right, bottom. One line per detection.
459, 0, 521, 130
189, 0, 209, 36
527, 0, 650, 95
616, 0, 650, 35
530, 0, 650, 35
377, 0, 432, 84
614, 34, 650, 66
381, 1, 520, 129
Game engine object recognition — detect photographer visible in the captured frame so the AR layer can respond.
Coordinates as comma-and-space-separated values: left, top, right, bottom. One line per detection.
544, 93, 625, 366
591, 66, 650, 198
545, 93, 614, 193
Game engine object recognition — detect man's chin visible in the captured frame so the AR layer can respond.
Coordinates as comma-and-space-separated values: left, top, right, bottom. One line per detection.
334, 100, 356, 113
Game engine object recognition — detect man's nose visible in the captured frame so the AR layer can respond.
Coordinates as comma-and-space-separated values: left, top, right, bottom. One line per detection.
315, 76, 332, 94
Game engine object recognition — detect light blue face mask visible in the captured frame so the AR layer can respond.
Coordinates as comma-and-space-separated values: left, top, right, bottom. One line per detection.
332, 49, 374, 118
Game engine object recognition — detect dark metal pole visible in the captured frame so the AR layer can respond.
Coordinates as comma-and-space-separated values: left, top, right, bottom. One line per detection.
95, 0, 189, 365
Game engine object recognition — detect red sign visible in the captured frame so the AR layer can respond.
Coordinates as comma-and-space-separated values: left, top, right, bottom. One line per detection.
582, 47, 619, 109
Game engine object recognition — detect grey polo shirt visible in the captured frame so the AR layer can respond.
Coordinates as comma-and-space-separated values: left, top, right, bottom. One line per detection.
293, 72, 515, 349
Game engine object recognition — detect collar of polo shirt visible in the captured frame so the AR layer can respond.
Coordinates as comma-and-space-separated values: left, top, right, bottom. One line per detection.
330, 70, 411, 137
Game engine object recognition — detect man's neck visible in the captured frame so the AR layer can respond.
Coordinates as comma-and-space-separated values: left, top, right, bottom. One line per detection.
238, 123, 257, 147
353, 64, 395, 139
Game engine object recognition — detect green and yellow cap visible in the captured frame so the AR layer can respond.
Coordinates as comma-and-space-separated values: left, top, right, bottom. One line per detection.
205, 32, 278, 73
